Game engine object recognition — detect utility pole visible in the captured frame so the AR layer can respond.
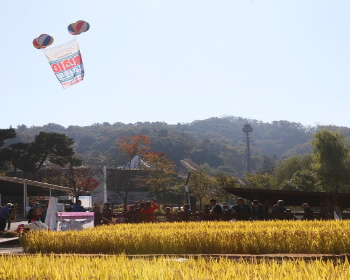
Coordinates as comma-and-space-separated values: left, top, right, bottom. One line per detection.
242, 124, 253, 173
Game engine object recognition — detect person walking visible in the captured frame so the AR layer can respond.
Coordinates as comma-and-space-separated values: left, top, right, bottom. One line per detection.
7, 203, 17, 230
0, 203, 10, 231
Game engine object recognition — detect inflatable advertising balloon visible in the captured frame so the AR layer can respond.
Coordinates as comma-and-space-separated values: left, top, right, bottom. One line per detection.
68, 20, 90, 35
33, 34, 54, 49
33, 20, 89, 89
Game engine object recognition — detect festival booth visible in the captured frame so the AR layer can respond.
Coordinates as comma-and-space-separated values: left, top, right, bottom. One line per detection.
44, 197, 94, 231
56, 212, 94, 231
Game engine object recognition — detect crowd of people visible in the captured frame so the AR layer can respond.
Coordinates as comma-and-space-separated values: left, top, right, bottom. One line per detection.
91, 199, 160, 225
0, 196, 316, 232
198, 198, 315, 221
88, 197, 316, 224
124, 199, 159, 223
162, 198, 315, 222
105, 197, 314, 223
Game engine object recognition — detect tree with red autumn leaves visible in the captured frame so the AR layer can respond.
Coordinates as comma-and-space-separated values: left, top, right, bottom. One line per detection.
118, 135, 151, 165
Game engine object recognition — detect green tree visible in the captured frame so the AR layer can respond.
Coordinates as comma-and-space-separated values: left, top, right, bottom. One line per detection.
22, 132, 76, 175
189, 164, 213, 210
246, 173, 273, 189
0, 142, 30, 174
0, 128, 16, 173
255, 154, 276, 174
0, 128, 16, 147
281, 170, 317, 192
167, 180, 187, 209
272, 154, 313, 189
214, 171, 239, 203
312, 129, 350, 192
142, 151, 176, 209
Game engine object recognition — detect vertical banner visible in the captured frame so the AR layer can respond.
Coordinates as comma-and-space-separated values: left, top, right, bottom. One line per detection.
42, 39, 84, 89
45, 197, 58, 230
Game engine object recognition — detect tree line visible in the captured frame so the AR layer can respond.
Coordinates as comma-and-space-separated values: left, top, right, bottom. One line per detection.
2, 125, 350, 210
2, 117, 327, 176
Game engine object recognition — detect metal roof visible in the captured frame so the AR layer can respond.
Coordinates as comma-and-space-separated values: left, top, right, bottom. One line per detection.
0, 176, 72, 194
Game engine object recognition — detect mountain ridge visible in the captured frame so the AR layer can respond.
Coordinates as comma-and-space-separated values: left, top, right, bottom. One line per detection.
8, 116, 350, 176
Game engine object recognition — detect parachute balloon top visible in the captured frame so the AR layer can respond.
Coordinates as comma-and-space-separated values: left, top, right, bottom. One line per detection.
68, 20, 90, 35
33, 34, 54, 49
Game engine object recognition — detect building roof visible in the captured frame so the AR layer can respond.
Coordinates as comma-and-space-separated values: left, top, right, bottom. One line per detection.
0, 176, 72, 195
225, 187, 350, 208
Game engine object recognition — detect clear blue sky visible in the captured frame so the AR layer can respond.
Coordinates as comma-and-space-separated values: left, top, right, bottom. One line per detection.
1, 0, 350, 129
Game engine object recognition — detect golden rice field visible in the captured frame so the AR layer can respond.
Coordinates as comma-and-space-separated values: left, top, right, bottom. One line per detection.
0, 254, 350, 280
21, 220, 350, 255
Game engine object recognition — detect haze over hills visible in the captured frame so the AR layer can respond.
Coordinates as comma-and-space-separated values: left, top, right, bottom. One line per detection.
8, 116, 350, 176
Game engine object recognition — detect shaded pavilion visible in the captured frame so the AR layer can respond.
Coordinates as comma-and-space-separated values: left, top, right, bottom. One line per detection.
225, 187, 350, 219
0, 176, 72, 216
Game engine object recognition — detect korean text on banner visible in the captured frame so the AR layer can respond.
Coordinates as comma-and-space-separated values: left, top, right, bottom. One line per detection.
42, 39, 84, 89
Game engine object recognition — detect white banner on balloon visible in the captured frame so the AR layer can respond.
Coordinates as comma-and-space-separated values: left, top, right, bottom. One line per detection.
42, 39, 84, 89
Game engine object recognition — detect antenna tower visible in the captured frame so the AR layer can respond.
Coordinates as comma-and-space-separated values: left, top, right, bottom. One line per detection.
242, 124, 253, 173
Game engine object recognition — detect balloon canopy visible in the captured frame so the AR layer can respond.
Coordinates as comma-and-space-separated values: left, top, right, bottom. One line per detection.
68, 20, 90, 35
67, 23, 78, 35
33, 34, 54, 49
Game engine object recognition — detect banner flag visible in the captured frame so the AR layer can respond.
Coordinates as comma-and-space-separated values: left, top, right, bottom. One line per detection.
42, 39, 84, 89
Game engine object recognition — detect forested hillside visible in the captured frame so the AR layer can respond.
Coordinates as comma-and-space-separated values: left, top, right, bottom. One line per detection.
7, 117, 350, 176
